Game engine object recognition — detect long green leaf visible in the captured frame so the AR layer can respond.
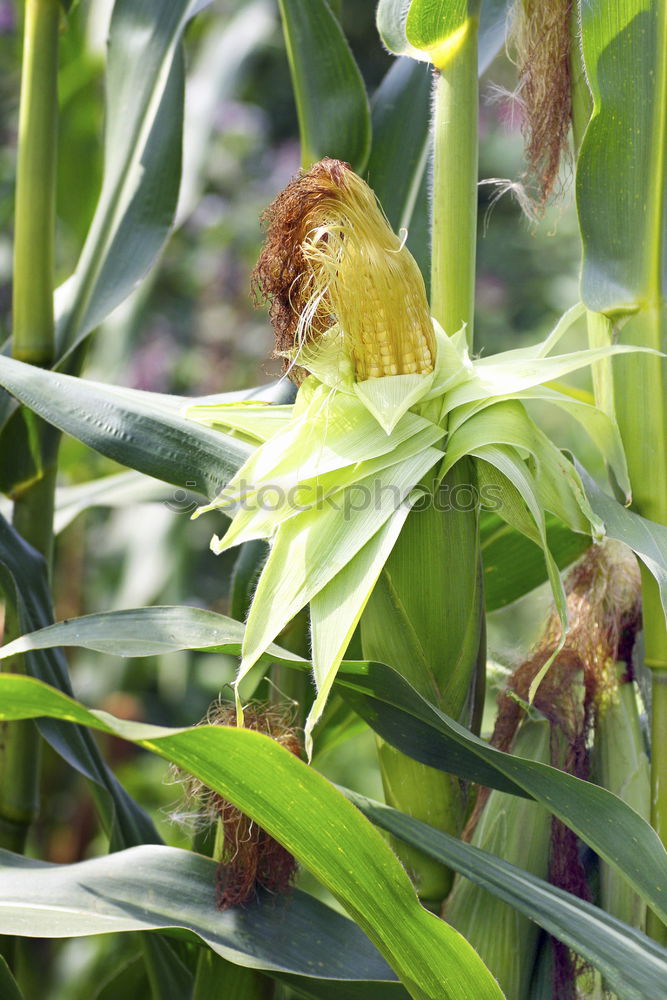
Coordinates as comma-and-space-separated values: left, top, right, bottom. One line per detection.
54, 0, 198, 359
0, 845, 407, 999
0, 356, 251, 500
576, 0, 667, 537
5, 604, 667, 924
334, 662, 667, 925
0, 674, 504, 1000
278, 0, 371, 172
577, 0, 665, 311
345, 790, 667, 1000
0, 514, 158, 849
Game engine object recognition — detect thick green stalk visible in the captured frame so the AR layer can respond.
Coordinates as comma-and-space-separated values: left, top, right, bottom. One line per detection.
12, 0, 59, 366
0, 0, 60, 866
612, 310, 667, 946
430, 17, 479, 344
0, 599, 39, 857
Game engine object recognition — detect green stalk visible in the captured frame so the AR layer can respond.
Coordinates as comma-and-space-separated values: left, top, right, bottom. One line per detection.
12, 0, 59, 367
0, 0, 60, 867
571, 0, 667, 940
609, 312, 667, 947
0, 599, 39, 857
430, 16, 479, 345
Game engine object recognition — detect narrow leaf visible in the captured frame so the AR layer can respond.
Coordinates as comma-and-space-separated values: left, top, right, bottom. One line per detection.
347, 790, 667, 1000
278, 0, 371, 172
0, 356, 251, 500
55, 0, 199, 358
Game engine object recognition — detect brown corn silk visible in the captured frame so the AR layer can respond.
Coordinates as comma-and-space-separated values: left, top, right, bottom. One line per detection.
466, 541, 641, 997
172, 702, 302, 909
252, 157, 435, 382
512, 0, 574, 206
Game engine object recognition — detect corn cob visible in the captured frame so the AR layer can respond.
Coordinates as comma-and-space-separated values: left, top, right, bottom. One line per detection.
252, 157, 435, 382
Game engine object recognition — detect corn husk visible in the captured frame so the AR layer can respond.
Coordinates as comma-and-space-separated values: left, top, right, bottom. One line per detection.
185, 161, 648, 760
595, 664, 650, 930
444, 719, 552, 1000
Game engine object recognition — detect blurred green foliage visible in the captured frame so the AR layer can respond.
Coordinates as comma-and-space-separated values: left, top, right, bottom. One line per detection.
0, 3, 587, 993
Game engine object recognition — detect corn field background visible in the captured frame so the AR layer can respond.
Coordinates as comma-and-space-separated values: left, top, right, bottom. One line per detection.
1, 1, 667, 999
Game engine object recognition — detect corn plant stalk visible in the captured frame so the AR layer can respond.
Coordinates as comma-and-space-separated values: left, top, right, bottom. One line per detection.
573, 0, 667, 942
430, 15, 479, 345
0, 0, 60, 865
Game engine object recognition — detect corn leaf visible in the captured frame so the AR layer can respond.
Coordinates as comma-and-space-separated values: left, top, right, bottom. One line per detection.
202, 386, 439, 515
334, 662, 667, 926
405, 1, 473, 55
377, 0, 510, 70
0, 356, 251, 500
480, 511, 589, 611
443, 343, 655, 414
0, 675, 504, 1000
308, 500, 416, 754
577, 1, 665, 311
0, 513, 159, 849
206, 428, 439, 553
6, 606, 667, 925
346, 790, 667, 1000
449, 383, 630, 499
55, 0, 199, 361
366, 58, 432, 235
186, 403, 294, 443
376, 0, 428, 61
278, 0, 371, 173
473, 449, 568, 629
0, 845, 408, 999
445, 400, 601, 538
577, 1, 667, 520
51, 470, 202, 536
